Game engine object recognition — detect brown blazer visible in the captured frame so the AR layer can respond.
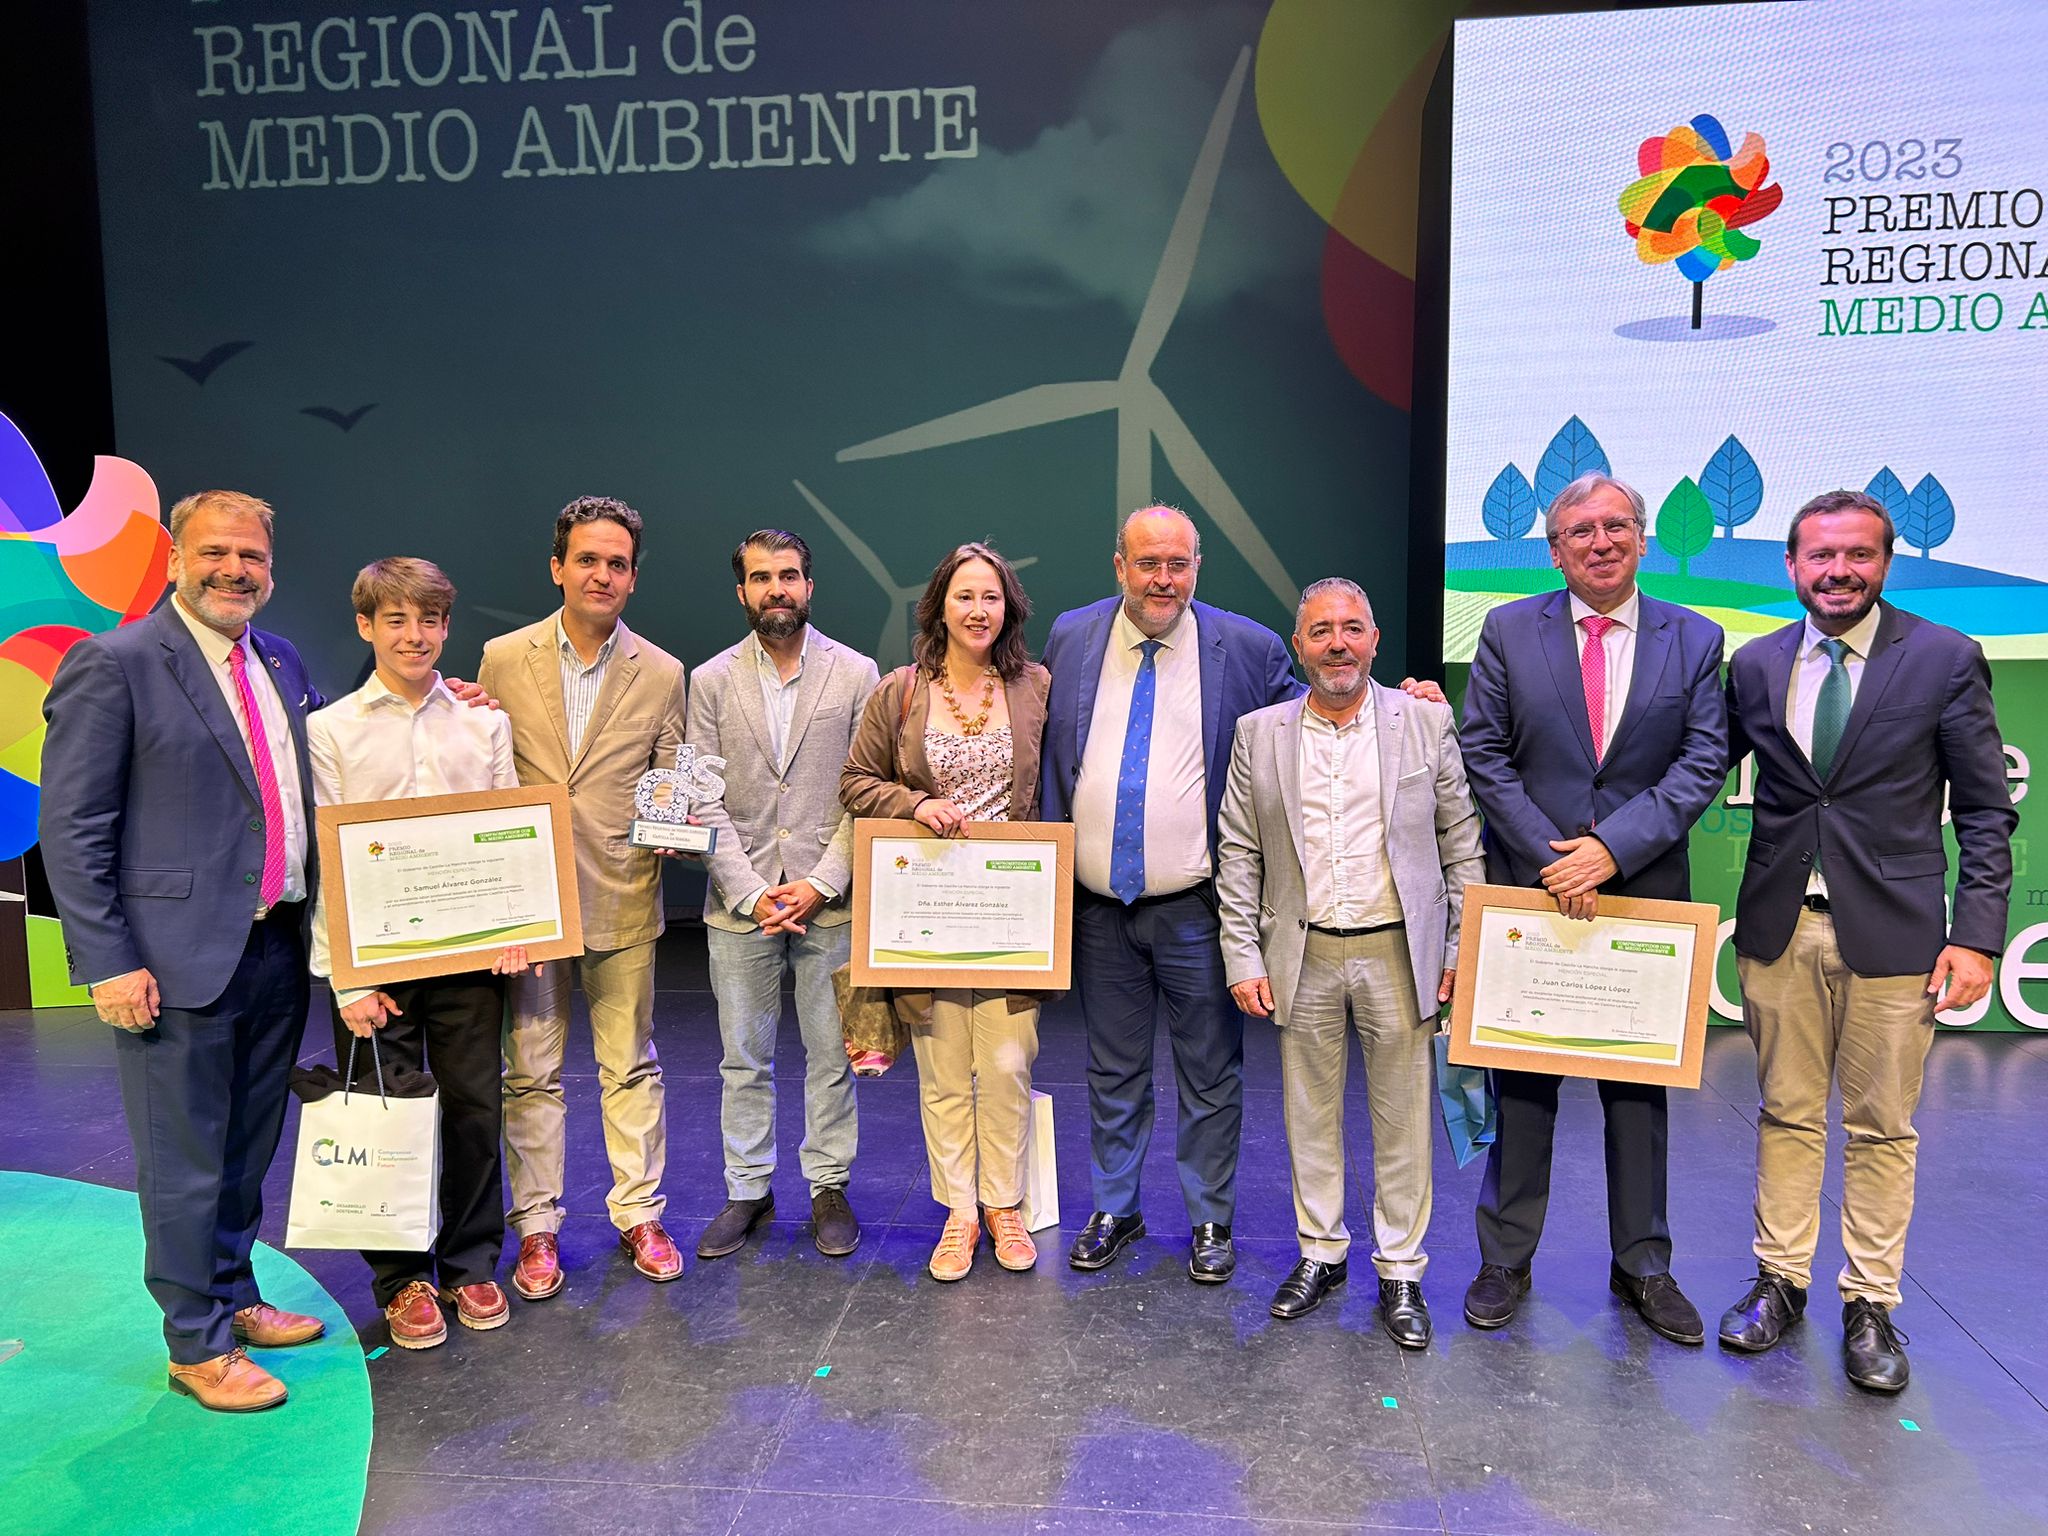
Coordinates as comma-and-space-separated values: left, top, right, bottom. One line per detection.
478, 613, 686, 951
840, 661, 1051, 822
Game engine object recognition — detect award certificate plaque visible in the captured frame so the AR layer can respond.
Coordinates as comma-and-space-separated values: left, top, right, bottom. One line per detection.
1446, 884, 1716, 1088
851, 819, 1074, 990
316, 785, 584, 990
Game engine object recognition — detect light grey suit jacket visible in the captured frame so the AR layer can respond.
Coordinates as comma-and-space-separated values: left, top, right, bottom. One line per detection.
1216, 682, 1486, 1025
687, 626, 881, 933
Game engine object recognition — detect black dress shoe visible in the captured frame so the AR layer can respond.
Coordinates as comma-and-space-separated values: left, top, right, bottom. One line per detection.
1610, 1265, 1704, 1345
1270, 1257, 1347, 1319
1842, 1298, 1911, 1393
1068, 1211, 1146, 1271
696, 1194, 773, 1259
1188, 1223, 1234, 1284
1463, 1263, 1531, 1329
1717, 1272, 1807, 1352
1378, 1279, 1432, 1349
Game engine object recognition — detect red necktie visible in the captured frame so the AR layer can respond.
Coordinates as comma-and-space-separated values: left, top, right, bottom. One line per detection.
1580, 614, 1616, 760
227, 644, 288, 907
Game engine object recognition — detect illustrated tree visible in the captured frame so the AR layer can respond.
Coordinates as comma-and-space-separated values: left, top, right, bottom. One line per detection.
1656, 476, 1713, 578
1901, 473, 1956, 560
1482, 464, 1538, 540
1701, 434, 1762, 538
1864, 467, 1910, 533
1619, 114, 1783, 329
1532, 415, 1611, 513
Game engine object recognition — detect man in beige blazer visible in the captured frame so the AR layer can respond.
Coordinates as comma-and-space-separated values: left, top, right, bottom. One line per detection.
1216, 578, 1485, 1348
686, 530, 880, 1261
480, 496, 688, 1299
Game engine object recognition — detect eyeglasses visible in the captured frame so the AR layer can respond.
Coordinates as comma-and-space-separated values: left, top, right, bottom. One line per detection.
1126, 557, 1199, 577
1550, 519, 1639, 546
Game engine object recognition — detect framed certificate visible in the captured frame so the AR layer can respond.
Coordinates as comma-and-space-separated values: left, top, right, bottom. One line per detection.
1446, 884, 1716, 1088
851, 819, 1075, 990
315, 785, 584, 990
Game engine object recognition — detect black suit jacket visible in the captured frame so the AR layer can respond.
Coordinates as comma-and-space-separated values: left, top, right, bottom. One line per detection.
1727, 601, 2015, 973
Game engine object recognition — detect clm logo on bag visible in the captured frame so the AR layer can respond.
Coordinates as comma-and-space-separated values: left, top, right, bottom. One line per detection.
311, 1138, 370, 1168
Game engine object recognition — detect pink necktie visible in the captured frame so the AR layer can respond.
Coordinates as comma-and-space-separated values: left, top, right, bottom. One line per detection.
227, 644, 288, 907
1580, 614, 1616, 760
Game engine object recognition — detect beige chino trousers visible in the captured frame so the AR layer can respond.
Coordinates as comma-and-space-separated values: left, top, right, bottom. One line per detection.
1278, 925, 1433, 1278
503, 938, 667, 1236
1737, 909, 1935, 1307
909, 988, 1040, 1210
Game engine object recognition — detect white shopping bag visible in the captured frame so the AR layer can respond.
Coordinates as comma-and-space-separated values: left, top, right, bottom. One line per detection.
1020, 1089, 1059, 1232
285, 1038, 441, 1251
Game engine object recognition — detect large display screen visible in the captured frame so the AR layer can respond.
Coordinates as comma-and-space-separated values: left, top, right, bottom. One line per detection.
1444, 1, 2047, 1030
1445, 0, 2047, 664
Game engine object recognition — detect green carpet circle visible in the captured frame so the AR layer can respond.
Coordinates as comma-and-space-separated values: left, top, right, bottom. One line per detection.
0, 1171, 372, 1536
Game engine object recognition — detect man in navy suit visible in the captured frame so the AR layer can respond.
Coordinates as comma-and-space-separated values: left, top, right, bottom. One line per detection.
40, 490, 329, 1413
1458, 474, 1727, 1343
1040, 505, 1301, 1282
1716, 489, 2013, 1392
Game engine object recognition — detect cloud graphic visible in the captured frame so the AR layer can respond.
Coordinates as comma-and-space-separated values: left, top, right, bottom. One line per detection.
809, 8, 1307, 315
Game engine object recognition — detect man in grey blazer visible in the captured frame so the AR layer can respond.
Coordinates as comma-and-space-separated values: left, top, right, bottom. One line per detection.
687, 530, 881, 1259
1217, 579, 1486, 1347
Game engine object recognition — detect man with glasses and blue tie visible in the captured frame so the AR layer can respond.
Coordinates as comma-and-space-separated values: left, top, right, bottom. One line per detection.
1040, 505, 1301, 1283
1458, 473, 1727, 1345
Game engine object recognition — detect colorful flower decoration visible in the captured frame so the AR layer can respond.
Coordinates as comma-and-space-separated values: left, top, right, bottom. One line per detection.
0, 411, 170, 859
1620, 114, 1782, 290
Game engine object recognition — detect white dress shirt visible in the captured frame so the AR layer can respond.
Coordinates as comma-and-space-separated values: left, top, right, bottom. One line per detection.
305, 672, 519, 996
1785, 604, 1881, 897
556, 614, 618, 759
1074, 605, 1210, 897
1298, 703, 1401, 928
1567, 587, 1640, 759
171, 597, 309, 913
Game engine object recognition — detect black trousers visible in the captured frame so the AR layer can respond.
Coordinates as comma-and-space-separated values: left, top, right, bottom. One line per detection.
112, 908, 309, 1365
1474, 1068, 1672, 1278
331, 973, 507, 1305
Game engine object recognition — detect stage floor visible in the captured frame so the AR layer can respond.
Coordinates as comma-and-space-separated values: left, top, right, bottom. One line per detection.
3, 928, 2046, 1536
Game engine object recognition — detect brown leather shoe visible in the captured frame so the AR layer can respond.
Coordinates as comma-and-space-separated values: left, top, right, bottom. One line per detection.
385, 1280, 448, 1350
230, 1302, 326, 1349
512, 1232, 564, 1300
619, 1220, 684, 1282
443, 1281, 511, 1332
167, 1348, 287, 1412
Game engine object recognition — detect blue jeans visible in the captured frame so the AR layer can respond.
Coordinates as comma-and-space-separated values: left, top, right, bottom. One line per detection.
1076, 886, 1244, 1226
704, 919, 857, 1199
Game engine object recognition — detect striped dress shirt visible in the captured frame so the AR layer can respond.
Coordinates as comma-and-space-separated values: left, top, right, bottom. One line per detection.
556, 616, 617, 758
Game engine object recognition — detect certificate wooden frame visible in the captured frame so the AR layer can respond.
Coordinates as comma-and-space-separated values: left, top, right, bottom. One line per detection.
316, 784, 584, 989
851, 818, 1075, 990
1446, 883, 1716, 1089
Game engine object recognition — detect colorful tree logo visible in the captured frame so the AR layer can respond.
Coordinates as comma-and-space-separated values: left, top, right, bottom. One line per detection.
1619, 114, 1782, 329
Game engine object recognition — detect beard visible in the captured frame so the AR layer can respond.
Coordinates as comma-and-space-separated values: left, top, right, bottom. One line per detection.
750, 597, 809, 640
1309, 656, 1367, 700
1798, 577, 1879, 628
179, 573, 270, 630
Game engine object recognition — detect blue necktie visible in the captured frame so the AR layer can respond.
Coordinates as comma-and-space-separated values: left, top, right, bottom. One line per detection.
1109, 640, 1163, 904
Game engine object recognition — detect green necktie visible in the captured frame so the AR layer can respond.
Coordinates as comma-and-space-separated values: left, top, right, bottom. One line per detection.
1810, 637, 1851, 779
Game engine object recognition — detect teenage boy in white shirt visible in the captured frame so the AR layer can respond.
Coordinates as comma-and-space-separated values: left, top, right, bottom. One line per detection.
307, 558, 535, 1351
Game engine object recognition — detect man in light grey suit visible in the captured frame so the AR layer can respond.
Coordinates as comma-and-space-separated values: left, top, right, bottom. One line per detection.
1217, 579, 1485, 1347
687, 530, 881, 1259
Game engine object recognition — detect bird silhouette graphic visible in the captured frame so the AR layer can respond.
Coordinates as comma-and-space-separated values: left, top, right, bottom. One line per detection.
300, 404, 377, 432
157, 341, 252, 386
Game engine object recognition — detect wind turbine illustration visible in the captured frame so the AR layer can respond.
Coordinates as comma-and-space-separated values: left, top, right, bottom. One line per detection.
793, 478, 1034, 670
834, 45, 1296, 614
793, 479, 920, 667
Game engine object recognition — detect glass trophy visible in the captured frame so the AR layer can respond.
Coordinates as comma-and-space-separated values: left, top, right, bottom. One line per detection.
630, 743, 727, 853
